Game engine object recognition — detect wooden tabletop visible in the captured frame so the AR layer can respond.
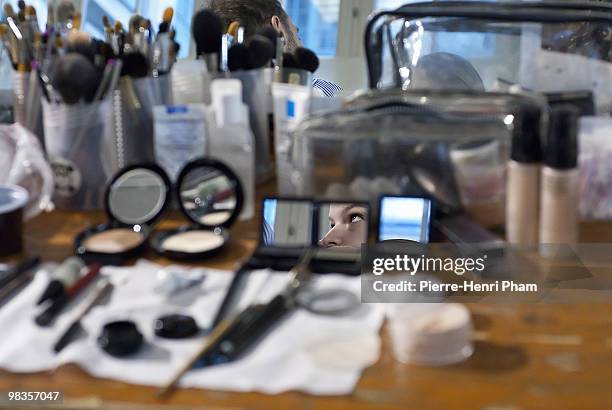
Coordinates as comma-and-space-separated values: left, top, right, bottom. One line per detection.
1, 206, 612, 409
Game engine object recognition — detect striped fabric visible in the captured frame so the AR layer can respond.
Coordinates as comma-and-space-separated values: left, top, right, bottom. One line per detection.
312, 77, 343, 97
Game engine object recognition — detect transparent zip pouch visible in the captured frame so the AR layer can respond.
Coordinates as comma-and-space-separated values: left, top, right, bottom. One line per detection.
366, 1, 612, 114
288, 90, 545, 228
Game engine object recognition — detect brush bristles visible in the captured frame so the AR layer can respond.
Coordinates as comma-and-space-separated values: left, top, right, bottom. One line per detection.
26, 6, 36, 16
227, 21, 239, 37
163, 7, 174, 23
3, 4, 15, 19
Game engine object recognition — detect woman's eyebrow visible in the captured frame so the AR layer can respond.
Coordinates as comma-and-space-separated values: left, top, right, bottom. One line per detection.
340, 204, 367, 216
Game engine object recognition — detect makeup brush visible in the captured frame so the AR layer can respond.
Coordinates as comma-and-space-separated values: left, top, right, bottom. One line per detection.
121, 51, 149, 78
25, 6, 39, 34
227, 21, 239, 38
0, 24, 17, 68
228, 43, 249, 71
46, 3, 54, 31
160, 7, 174, 33
192, 9, 223, 72
51, 53, 100, 103
257, 26, 279, 55
17, 0, 26, 22
57, 0, 76, 27
114, 21, 125, 55
35, 264, 101, 327
295, 47, 319, 73
102, 15, 114, 45
247, 34, 275, 69
72, 12, 82, 30
282, 52, 298, 69
37, 257, 84, 306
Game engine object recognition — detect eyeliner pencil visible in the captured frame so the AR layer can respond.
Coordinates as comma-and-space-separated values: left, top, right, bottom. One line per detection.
53, 279, 113, 353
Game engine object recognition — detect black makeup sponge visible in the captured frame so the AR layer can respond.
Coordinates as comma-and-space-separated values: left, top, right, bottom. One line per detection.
295, 47, 319, 73
51, 53, 99, 104
192, 9, 223, 55
228, 43, 250, 71
247, 34, 275, 69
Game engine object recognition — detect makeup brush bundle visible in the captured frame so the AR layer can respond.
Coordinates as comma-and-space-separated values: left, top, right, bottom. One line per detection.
182, 8, 322, 183
110, 8, 179, 167
190, 9, 319, 76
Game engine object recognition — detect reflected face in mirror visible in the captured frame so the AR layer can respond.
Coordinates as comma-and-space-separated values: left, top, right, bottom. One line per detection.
179, 166, 237, 227
108, 169, 167, 225
318, 203, 368, 250
262, 199, 314, 247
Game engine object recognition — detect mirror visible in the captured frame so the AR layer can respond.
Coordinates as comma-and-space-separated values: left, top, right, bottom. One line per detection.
108, 168, 168, 225
317, 202, 369, 251
378, 196, 432, 243
262, 199, 314, 247
179, 163, 240, 227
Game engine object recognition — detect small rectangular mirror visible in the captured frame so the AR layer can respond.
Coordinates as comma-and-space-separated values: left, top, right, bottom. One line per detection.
316, 202, 370, 251
262, 198, 314, 247
378, 196, 432, 243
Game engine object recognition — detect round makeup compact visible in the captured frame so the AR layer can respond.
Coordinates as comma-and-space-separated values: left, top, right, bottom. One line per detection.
151, 158, 243, 261
74, 164, 171, 265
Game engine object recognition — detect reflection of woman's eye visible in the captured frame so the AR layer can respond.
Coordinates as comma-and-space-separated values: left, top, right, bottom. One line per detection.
350, 213, 364, 223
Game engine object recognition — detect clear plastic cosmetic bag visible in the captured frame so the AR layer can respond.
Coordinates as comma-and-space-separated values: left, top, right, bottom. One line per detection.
366, 1, 612, 114
288, 90, 545, 228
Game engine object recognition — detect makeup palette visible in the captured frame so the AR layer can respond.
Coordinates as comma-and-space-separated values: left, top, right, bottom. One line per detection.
152, 158, 243, 261
74, 164, 171, 265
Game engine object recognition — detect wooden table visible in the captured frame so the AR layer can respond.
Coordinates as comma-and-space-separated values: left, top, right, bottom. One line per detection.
1, 209, 612, 409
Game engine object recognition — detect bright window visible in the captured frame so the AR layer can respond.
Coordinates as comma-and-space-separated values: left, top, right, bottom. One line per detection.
82, 0, 194, 58
283, 0, 340, 57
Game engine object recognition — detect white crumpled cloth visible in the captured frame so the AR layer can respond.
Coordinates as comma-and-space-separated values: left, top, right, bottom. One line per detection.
0, 260, 384, 395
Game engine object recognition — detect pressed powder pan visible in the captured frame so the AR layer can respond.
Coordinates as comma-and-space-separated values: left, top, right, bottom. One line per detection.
152, 158, 243, 261
74, 164, 171, 265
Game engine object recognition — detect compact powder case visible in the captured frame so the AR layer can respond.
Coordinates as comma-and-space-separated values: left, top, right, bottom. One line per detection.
151, 158, 244, 261
74, 164, 171, 265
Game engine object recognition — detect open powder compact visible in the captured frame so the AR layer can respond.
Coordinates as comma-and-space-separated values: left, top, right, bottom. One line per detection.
151, 158, 243, 261
74, 164, 171, 265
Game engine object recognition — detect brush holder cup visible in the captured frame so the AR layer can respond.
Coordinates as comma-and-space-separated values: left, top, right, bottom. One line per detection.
13, 71, 45, 149
43, 99, 119, 210
114, 75, 173, 168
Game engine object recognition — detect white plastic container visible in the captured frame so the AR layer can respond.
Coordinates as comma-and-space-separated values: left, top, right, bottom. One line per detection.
271, 83, 311, 195
207, 79, 255, 220
387, 303, 473, 366
153, 104, 208, 182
